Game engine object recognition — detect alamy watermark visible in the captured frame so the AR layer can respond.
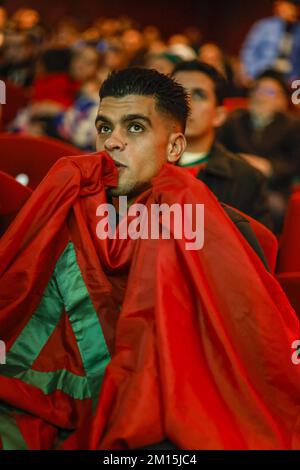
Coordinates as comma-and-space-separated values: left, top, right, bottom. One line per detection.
291, 340, 300, 365
0, 340, 6, 365
292, 80, 300, 105
95, 196, 205, 251
0, 80, 6, 105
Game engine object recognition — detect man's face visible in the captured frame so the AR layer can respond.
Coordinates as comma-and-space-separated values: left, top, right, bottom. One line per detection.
95, 94, 185, 197
275, 1, 299, 22
250, 78, 288, 118
174, 71, 222, 140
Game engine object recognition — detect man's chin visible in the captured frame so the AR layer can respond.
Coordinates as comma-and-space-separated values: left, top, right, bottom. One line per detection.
107, 187, 128, 197
185, 129, 202, 139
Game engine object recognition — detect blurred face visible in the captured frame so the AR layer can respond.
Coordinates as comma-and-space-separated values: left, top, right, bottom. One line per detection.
122, 29, 144, 55
0, 8, 7, 29
198, 43, 225, 76
174, 70, 224, 140
95, 95, 185, 197
146, 56, 175, 75
275, 1, 299, 21
4, 33, 34, 64
104, 46, 128, 71
250, 77, 289, 117
71, 47, 99, 83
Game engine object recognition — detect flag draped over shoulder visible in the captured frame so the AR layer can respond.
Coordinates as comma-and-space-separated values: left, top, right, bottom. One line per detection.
0, 152, 300, 450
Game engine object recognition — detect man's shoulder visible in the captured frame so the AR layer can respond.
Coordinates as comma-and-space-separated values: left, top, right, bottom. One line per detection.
211, 144, 265, 182
250, 16, 282, 31
224, 108, 250, 125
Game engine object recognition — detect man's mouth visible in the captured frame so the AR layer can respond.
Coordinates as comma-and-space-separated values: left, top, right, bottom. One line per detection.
114, 161, 127, 169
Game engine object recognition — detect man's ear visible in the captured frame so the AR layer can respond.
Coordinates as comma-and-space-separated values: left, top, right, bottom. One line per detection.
167, 132, 186, 163
213, 106, 227, 128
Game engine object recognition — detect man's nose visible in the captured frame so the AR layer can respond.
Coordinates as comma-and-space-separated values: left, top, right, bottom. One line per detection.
104, 131, 126, 152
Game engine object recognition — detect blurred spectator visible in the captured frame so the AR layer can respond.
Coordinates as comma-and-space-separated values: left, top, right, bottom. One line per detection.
0, 30, 39, 87
48, 19, 80, 48
11, 48, 80, 137
168, 33, 196, 60
70, 45, 100, 84
56, 81, 99, 151
143, 25, 166, 54
218, 69, 300, 231
32, 48, 79, 108
0, 7, 7, 48
169, 44, 196, 61
55, 46, 101, 151
173, 60, 272, 228
143, 25, 161, 47
183, 26, 203, 52
121, 28, 147, 65
100, 39, 129, 72
145, 52, 181, 75
168, 34, 190, 46
241, 0, 300, 81
199, 42, 242, 96
11, 8, 40, 31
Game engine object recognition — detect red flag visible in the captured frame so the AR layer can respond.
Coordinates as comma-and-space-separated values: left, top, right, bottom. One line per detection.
0, 152, 300, 449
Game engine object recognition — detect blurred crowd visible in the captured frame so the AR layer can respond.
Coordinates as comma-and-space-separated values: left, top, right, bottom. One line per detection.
1, 2, 300, 233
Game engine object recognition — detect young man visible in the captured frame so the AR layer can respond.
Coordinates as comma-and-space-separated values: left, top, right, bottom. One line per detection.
172, 60, 272, 229
0, 68, 299, 451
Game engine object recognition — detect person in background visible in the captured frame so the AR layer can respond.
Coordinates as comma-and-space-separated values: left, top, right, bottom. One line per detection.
0, 7, 7, 48
199, 42, 242, 97
218, 69, 300, 231
10, 48, 79, 137
241, 0, 300, 81
56, 46, 101, 151
144, 52, 181, 75
173, 60, 272, 229
0, 30, 39, 87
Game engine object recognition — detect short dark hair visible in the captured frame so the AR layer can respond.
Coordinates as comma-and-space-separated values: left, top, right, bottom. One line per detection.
255, 69, 290, 98
99, 67, 190, 131
172, 60, 227, 106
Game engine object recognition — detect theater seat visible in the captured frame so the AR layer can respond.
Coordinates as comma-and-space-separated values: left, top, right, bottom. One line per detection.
0, 170, 32, 235
277, 273, 300, 319
0, 133, 83, 189
277, 191, 300, 274
276, 191, 300, 317
223, 97, 249, 113
1, 81, 29, 128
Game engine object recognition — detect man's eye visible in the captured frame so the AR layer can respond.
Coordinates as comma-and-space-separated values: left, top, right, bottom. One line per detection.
98, 125, 111, 134
192, 89, 207, 100
128, 123, 144, 133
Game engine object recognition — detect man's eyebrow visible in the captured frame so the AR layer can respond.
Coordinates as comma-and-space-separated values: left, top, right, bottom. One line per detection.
121, 114, 152, 127
95, 113, 153, 128
95, 114, 112, 127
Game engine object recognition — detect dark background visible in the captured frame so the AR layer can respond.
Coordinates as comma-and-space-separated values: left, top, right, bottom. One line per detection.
3, 0, 274, 53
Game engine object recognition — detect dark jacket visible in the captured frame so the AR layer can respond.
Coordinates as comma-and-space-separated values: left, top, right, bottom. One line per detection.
217, 110, 300, 196
197, 143, 272, 229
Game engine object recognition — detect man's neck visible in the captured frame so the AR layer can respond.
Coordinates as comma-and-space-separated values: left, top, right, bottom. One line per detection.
112, 195, 136, 217
186, 132, 215, 154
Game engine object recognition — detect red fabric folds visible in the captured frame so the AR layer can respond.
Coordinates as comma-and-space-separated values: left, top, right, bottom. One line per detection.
1, 152, 300, 450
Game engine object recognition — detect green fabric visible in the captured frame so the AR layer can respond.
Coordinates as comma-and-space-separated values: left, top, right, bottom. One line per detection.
0, 409, 27, 450
179, 154, 211, 168
2, 276, 63, 371
1, 368, 90, 400
55, 243, 111, 408
1, 243, 110, 406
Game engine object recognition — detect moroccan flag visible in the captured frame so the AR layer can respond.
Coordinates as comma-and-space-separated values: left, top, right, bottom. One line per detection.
0, 152, 300, 450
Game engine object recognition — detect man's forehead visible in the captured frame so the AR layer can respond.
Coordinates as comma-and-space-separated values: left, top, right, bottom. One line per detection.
175, 70, 214, 90
97, 95, 157, 119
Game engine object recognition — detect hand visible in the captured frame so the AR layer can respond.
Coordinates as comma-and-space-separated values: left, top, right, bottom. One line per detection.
240, 153, 273, 177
